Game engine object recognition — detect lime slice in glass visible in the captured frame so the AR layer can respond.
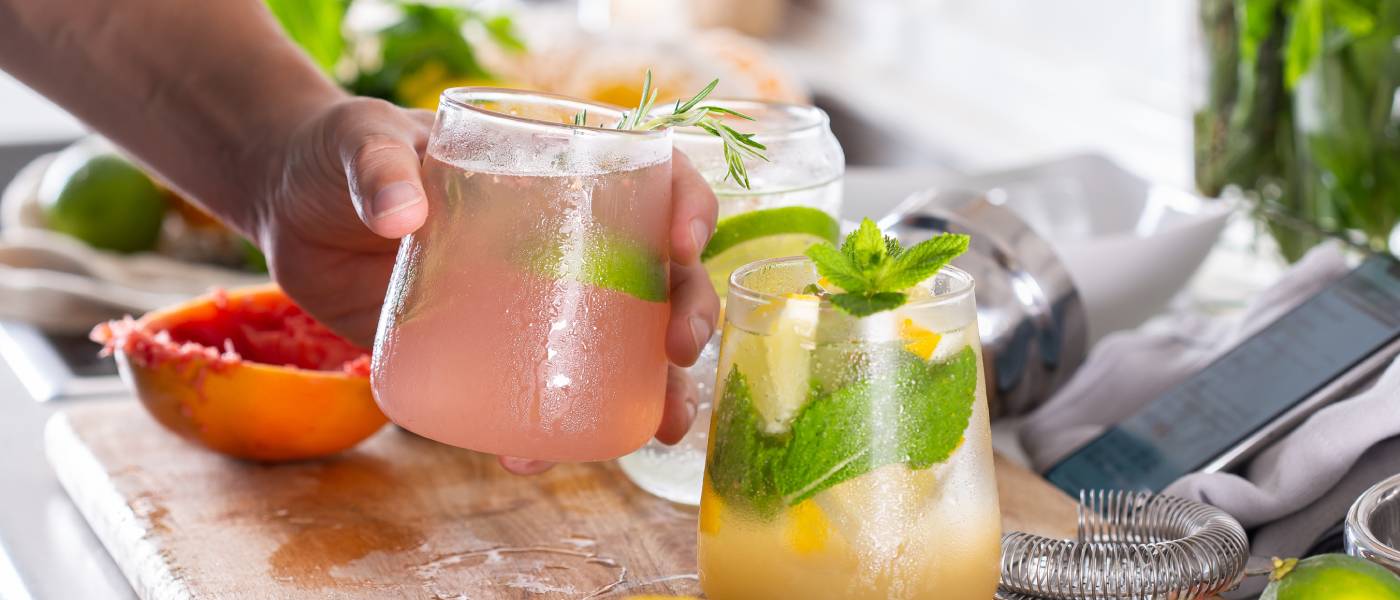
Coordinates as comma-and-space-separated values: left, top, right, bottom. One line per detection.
518, 230, 668, 303
580, 232, 668, 302
702, 206, 840, 294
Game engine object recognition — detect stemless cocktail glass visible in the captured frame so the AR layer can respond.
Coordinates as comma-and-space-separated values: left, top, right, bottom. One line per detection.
619, 101, 844, 504
698, 257, 1002, 599
372, 89, 673, 462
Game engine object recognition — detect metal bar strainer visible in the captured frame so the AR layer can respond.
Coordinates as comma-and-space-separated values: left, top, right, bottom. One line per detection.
997, 490, 1250, 600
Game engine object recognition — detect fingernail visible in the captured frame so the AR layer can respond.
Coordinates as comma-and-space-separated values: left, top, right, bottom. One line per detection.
690, 219, 712, 254
686, 397, 698, 424
372, 181, 423, 219
689, 315, 712, 352
500, 456, 550, 475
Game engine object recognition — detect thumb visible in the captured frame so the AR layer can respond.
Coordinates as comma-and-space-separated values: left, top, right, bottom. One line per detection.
342, 132, 429, 239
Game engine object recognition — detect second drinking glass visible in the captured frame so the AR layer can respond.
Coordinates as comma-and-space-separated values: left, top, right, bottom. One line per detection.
372, 88, 673, 462
699, 257, 1002, 599
619, 101, 844, 504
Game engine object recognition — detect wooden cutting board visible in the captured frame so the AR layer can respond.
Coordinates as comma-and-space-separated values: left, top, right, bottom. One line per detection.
46, 401, 1078, 600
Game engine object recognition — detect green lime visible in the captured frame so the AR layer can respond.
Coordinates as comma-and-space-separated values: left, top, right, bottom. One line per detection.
519, 230, 668, 303
701, 206, 840, 294
241, 238, 269, 274
40, 144, 167, 253
579, 231, 668, 302
1263, 554, 1400, 600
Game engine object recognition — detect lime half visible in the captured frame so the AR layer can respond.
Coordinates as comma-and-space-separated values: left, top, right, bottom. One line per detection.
580, 232, 668, 302
519, 230, 668, 303
702, 206, 840, 293
40, 148, 167, 254
1263, 554, 1400, 600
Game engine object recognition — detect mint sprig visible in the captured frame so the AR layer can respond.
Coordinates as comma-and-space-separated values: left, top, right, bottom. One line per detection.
804, 218, 970, 317
708, 346, 980, 517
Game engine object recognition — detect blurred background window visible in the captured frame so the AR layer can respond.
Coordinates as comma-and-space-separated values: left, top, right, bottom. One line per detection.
0, 0, 1202, 183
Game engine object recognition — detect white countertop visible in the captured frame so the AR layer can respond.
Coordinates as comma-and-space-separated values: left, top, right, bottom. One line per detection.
0, 364, 134, 600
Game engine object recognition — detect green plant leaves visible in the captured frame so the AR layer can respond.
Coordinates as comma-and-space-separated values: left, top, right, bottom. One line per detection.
605, 71, 766, 189
707, 346, 980, 517
806, 218, 969, 317
1286, 0, 1324, 89
883, 232, 971, 292
265, 0, 350, 74
803, 243, 869, 292
829, 292, 906, 317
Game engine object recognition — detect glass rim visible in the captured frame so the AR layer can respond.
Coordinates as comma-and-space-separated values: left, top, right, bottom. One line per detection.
727, 255, 975, 309
1348, 473, 1400, 561
671, 99, 830, 140
438, 87, 668, 139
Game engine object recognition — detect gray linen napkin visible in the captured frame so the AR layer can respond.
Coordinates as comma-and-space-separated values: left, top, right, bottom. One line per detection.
1016, 242, 1400, 565
1020, 242, 1353, 469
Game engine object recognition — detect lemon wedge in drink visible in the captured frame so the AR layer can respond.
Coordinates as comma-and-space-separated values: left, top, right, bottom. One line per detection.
899, 318, 942, 361
785, 499, 832, 554
699, 476, 724, 535
722, 292, 819, 433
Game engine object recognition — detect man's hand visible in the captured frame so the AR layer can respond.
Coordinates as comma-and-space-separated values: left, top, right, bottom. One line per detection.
0, 0, 717, 471
254, 98, 433, 344
253, 98, 720, 473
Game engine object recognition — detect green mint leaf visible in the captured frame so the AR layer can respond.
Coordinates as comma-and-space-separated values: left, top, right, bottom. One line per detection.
708, 369, 785, 518
877, 233, 970, 292
706, 346, 980, 515
780, 345, 978, 505
841, 218, 888, 265
829, 292, 906, 317
899, 346, 980, 469
773, 377, 877, 506
885, 235, 904, 258
820, 219, 971, 317
804, 243, 869, 293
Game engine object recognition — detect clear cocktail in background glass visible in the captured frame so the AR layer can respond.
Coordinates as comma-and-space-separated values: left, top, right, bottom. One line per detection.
372, 88, 674, 462
698, 256, 1002, 599
619, 101, 844, 504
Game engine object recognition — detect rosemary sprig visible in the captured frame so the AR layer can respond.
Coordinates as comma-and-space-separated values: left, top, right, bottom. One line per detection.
573, 69, 768, 189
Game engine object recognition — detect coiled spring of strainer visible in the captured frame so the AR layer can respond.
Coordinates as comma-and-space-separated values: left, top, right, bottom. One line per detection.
996, 490, 1249, 600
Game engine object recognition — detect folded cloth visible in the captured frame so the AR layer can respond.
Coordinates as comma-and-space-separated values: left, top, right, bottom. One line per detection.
1016, 242, 1400, 572
1020, 242, 1353, 469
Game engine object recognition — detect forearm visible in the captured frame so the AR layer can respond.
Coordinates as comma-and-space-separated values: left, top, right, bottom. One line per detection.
0, 0, 345, 237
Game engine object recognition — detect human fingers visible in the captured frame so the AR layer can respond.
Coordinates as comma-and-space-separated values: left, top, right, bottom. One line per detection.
669, 150, 718, 267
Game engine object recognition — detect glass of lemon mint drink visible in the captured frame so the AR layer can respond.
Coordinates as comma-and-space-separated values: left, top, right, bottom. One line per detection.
619, 100, 845, 504
372, 75, 766, 462
698, 220, 1002, 599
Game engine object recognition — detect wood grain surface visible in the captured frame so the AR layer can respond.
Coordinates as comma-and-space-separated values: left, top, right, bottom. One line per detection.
47, 401, 1079, 599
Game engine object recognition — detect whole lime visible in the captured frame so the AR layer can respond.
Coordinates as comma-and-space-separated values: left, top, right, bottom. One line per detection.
39, 142, 167, 253
1262, 554, 1400, 600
